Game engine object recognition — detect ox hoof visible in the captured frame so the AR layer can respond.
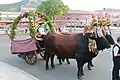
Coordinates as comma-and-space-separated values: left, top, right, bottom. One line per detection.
46, 67, 49, 70
81, 73, 85, 76
51, 65, 55, 69
91, 64, 94, 67
59, 62, 62, 65
67, 62, 70, 64
88, 67, 92, 70
77, 75, 82, 80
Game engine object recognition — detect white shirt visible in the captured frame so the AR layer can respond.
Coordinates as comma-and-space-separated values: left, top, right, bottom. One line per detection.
113, 43, 120, 56
38, 27, 46, 35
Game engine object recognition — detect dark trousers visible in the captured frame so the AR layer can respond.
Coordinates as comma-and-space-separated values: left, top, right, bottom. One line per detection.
112, 58, 120, 80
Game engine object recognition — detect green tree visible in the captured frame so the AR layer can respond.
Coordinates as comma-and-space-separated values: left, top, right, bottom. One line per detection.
36, 0, 69, 32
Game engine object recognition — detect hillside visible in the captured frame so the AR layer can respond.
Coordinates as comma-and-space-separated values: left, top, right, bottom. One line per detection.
0, 0, 42, 12
0, 1, 23, 12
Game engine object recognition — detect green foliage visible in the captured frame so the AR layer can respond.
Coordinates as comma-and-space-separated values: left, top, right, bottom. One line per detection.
28, 12, 36, 37
0, 1, 23, 11
37, 0, 69, 20
9, 12, 36, 40
41, 13, 56, 32
36, 0, 69, 32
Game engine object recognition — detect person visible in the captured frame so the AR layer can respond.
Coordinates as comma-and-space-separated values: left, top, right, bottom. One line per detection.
112, 37, 120, 80
103, 25, 115, 45
35, 32, 43, 41
35, 23, 46, 48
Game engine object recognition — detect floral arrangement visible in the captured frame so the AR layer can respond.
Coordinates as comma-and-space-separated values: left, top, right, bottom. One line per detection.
90, 15, 111, 27
91, 18, 98, 27
28, 12, 36, 37
9, 12, 29, 40
8, 12, 46, 40
91, 14, 98, 27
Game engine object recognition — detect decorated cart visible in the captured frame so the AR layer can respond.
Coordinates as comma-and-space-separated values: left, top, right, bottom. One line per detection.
8, 12, 49, 65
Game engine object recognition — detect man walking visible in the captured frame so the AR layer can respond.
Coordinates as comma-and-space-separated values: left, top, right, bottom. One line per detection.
112, 37, 120, 80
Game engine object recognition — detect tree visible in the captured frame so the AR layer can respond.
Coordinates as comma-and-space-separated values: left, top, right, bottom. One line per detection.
36, 0, 69, 32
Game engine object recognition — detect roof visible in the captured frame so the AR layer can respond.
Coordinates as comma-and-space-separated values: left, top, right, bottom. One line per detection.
66, 10, 93, 15
94, 8, 120, 12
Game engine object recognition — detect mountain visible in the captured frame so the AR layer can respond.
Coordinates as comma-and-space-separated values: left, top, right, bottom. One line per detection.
0, 0, 43, 12
27, 0, 44, 8
22, 0, 30, 5
0, 1, 23, 12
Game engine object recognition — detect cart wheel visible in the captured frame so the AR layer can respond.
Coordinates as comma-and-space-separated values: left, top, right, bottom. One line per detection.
39, 51, 46, 60
25, 51, 37, 65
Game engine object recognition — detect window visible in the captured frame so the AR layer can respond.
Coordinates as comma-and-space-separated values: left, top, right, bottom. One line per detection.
67, 17, 70, 20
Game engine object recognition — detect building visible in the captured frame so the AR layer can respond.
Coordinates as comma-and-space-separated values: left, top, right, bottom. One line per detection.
0, 12, 21, 21
55, 10, 93, 28
20, 5, 36, 13
1, 9, 120, 28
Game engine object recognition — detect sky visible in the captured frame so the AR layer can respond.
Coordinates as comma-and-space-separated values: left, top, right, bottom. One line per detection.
62, 0, 120, 11
0, 0, 120, 11
0, 0, 22, 4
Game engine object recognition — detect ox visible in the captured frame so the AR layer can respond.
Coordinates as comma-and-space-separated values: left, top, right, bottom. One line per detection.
43, 32, 111, 79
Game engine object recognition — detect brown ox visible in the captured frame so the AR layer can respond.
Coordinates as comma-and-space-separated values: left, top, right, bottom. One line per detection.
44, 32, 110, 79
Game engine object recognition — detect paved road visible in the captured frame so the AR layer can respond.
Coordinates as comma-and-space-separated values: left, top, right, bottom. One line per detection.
0, 62, 39, 80
0, 29, 120, 80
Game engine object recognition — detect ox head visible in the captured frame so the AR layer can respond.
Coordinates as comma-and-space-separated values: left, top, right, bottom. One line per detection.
84, 32, 111, 51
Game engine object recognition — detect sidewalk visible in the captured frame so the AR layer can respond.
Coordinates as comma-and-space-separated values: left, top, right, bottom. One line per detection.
0, 61, 39, 80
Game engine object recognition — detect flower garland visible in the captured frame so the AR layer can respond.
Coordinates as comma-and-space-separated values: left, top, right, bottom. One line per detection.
8, 12, 36, 40
91, 18, 98, 27
91, 14, 98, 27
28, 12, 36, 37
91, 16, 111, 27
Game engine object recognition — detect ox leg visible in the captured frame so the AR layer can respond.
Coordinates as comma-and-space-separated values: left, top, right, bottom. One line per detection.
59, 59, 62, 65
76, 59, 81, 79
66, 58, 70, 64
45, 53, 50, 70
80, 65, 84, 76
58, 57, 62, 65
51, 54, 55, 69
87, 60, 92, 70
76, 58, 84, 80
62, 58, 65, 62
89, 59, 94, 67
87, 59, 94, 70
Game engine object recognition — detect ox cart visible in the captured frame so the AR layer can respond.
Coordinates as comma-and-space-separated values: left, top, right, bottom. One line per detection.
10, 38, 45, 65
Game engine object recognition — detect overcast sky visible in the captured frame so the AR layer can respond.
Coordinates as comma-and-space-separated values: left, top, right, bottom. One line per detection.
0, 0, 22, 4
0, 0, 120, 11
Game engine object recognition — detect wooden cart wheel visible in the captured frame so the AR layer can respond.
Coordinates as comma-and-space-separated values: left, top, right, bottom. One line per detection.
25, 51, 37, 65
39, 51, 46, 60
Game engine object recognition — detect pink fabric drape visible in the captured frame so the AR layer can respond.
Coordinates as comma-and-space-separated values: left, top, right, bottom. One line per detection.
11, 38, 37, 53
